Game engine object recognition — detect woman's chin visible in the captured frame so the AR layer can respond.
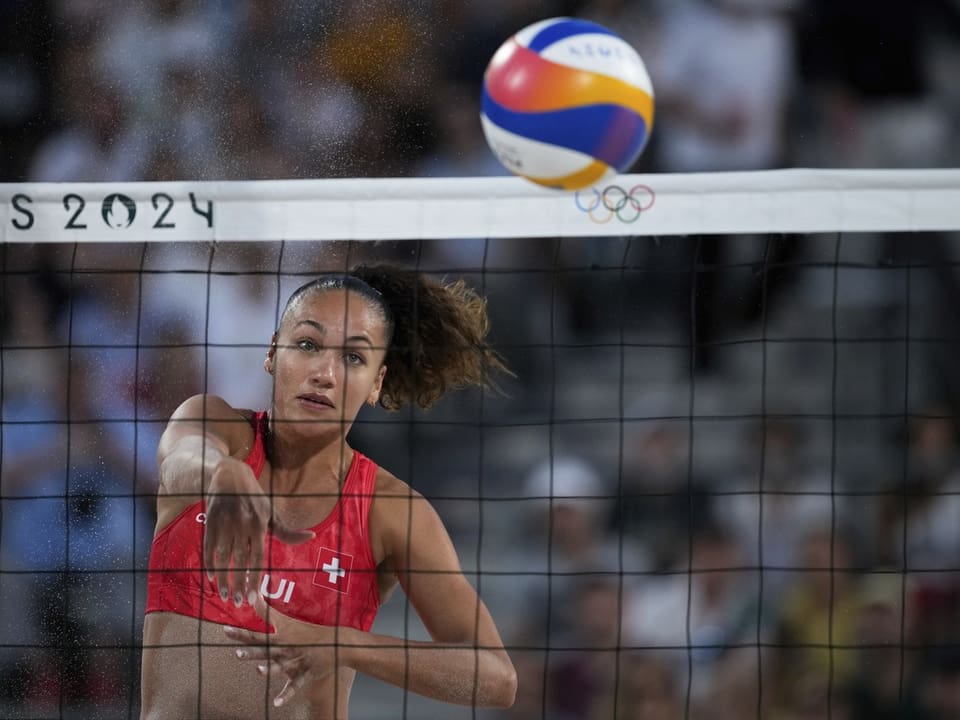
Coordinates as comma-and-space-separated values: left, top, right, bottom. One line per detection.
273, 407, 347, 435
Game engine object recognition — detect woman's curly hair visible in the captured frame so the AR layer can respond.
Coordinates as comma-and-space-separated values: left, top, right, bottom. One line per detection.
282, 265, 509, 411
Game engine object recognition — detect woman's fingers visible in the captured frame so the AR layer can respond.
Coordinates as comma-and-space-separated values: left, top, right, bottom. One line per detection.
256, 660, 284, 679
234, 646, 270, 662
201, 489, 310, 604
224, 625, 308, 661
223, 625, 270, 645
226, 628, 304, 697
225, 623, 326, 708
202, 521, 219, 582
231, 538, 250, 607
252, 592, 271, 623
204, 525, 234, 600
273, 668, 309, 708
246, 541, 263, 604
224, 626, 297, 658
214, 536, 235, 602
203, 504, 268, 602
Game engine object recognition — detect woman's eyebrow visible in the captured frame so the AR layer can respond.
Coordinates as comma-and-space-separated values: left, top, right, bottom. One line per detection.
295, 320, 374, 347
295, 320, 325, 334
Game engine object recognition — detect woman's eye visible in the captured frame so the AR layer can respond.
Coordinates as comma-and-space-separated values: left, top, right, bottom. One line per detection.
297, 339, 318, 351
345, 352, 364, 365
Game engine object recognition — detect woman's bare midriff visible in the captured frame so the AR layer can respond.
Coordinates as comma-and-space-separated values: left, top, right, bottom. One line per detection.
141, 612, 355, 720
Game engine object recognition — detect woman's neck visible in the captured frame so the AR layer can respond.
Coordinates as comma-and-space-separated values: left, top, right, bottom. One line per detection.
264, 415, 354, 491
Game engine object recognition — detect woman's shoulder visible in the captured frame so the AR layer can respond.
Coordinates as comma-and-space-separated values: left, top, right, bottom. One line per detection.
368, 466, 450, 564
370, 464, 420, 500
165, 394, 259, 455
171, 393, 252, 422
368, 466, 432, 529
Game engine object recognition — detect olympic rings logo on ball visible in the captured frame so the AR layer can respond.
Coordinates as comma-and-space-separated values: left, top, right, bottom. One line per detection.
574, 184, 656, 224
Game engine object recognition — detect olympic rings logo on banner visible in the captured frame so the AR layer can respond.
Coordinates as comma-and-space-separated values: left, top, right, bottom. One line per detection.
574, 184, 656, 224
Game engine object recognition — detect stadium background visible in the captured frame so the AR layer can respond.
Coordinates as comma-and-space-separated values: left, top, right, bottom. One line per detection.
4, 1, 960, 718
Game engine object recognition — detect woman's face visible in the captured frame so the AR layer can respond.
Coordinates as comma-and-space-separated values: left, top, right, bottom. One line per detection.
267, 288, 387, 437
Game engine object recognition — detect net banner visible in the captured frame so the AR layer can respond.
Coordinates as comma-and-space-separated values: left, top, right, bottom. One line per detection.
3, 168, 960, 242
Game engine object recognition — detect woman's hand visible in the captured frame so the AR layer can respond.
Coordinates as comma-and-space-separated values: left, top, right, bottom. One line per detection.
203, 458, 314, 607
224, 596, 350, 708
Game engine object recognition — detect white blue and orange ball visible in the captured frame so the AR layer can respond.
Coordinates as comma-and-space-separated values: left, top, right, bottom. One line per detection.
481, 17, 655, 191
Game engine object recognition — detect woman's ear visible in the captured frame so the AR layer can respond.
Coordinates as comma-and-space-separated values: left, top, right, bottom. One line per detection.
264, 333, 278, 375
367, 365, 386, 406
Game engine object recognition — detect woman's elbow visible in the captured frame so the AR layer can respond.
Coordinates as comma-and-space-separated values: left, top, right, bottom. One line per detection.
488, 657, 517, 709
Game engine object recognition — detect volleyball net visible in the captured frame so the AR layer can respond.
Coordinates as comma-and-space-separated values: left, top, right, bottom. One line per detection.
3, 169, 960, 718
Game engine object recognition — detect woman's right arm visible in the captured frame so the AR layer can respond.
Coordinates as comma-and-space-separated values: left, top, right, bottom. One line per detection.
156, 394, 251, 510
155, 394, 312, 607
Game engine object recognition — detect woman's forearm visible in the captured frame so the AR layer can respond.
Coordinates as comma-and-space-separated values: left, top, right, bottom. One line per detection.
337, 628, 516, 708
158, 436, 230, 497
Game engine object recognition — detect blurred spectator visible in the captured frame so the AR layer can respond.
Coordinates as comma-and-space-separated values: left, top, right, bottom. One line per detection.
627, 523, 764, 713
892, 412, 960, 571
771, 526, 862, 716
614, 403, 715, 571
715, 419, 854, 600
885, 411, 960, 650
911, 648, 960, 720
142, 241, 283, 410
128, 314, 205, 491
216, 84, 296, 179
0, 270, 68, 707
774, 682, 854, 720
95, 0, 229, 121
67, 278, 139, 408
321, 1, 438, 177
271, 39, 364, 178
845, 573, 916, 720
27, 74, 151, 182
1, 351, 153, 712
547, 577, 627, 719
26, 28, 154, 183
647, 0, 796, 172
148, 60, 222, 180
498, 455, 651, 649
1, 249, 168, 713
416, 81, 508, 179
795, 0, 960, 168
0, 1, 53, 180
597, 652, 684, 720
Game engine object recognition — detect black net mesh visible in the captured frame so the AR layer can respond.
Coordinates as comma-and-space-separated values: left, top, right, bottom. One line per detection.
2, 234, 959, 718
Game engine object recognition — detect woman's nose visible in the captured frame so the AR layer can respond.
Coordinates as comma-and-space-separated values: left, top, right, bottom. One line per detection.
311, 349, 337, 384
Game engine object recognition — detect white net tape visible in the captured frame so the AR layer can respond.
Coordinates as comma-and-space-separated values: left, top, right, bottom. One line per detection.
4, 169, 960, 242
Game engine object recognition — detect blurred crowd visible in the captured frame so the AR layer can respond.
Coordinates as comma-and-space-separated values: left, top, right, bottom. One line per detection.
4, 0, 960, 183
4, 1, 960, 719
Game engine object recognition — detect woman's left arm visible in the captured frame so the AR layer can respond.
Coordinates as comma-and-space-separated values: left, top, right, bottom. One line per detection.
225, 483, 517, 709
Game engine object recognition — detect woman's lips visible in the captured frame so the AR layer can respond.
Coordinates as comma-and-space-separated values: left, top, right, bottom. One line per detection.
297, 394, 334, 409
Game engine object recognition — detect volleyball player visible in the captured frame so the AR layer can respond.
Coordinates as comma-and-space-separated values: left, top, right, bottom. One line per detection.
140, 266, 517, 719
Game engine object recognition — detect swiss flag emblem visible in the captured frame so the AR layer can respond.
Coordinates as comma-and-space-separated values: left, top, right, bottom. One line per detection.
313, 547, 353, 594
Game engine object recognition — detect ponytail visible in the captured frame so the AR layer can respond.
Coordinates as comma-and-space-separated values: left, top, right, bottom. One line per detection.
350, 264, 509, 410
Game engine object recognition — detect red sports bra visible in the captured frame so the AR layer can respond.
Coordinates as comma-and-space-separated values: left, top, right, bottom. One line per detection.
145, 411, 381, 633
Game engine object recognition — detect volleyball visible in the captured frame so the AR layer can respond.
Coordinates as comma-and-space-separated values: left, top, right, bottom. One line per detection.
480, 17, 655, 191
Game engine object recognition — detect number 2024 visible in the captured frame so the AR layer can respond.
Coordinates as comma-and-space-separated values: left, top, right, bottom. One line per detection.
9, 192, 213, 230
